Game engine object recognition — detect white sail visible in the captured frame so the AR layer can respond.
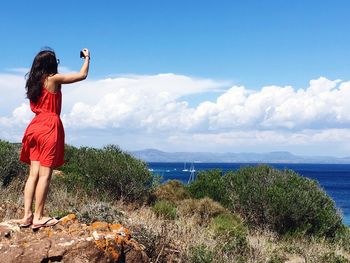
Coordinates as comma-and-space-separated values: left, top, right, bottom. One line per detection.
182, 162, 189, 172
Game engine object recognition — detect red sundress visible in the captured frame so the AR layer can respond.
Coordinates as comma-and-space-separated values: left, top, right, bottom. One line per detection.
20, 88, 65, 168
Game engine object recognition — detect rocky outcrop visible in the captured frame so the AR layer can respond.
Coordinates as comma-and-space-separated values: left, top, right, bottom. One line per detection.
0, 214, 149, 263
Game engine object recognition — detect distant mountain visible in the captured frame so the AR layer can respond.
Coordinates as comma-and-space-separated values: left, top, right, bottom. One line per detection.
131, 149, 350, 164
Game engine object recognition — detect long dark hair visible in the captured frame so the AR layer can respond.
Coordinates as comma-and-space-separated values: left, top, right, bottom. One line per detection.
26, 49, 58, 103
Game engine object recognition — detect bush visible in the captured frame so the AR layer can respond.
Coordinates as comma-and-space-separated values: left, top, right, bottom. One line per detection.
152, 200, 177, 220
153, 180, 190, 204
211, 213, 246, 237
50, 209, 71, 219
335, 226, 350, 251
187, 169, 227, 205
0, 140, 27, 186
131, 225, 162, 261
210, 213, 248, 255
225, 165, 343, 237
188, 245, 214, 263
178, 197, 227, 225
320, 252, 349, 263
75, 201, 124, 224
267, 254, 286, 263
59, 144, 153, 202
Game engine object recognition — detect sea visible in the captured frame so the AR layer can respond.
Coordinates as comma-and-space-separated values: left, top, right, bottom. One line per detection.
147, 162, 350, 226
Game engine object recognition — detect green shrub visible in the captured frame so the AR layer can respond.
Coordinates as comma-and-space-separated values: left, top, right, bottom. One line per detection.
152, 200, 177, 220
50, 209, 71, 219
225, 165, 343, 237
0, 140, 27, 186
178, 197, 227, 225
187, 169, 227, 205
59, 144, 153, 202
320, 252, 349, 263
188, 245, 214, 263
335, 226, 350, 251
211, 213, 248, 254
131, 225, 161, 261
75, 201, 124, 224
211, 213, 246, 236
153, 180, 190, 204
267, 254, 286, 263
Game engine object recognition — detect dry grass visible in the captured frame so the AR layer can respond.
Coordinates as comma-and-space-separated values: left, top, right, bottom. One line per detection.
123, 206, 350, 262
124, 205, 217, 262
246, 230, 350, 263
0, 177, 25, 221
177, 197, 227, 226
1, 177, 350, 263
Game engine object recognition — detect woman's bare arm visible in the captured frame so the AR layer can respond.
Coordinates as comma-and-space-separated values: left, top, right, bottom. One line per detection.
52, 48, 90, 84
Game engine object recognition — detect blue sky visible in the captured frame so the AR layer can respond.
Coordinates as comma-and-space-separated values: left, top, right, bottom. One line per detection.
1, 1, 350, 156
1, 0, 349, 87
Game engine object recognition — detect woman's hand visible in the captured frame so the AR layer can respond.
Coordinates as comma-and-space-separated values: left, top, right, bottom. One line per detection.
51, 48, 90, 84
82, 48, 90, 59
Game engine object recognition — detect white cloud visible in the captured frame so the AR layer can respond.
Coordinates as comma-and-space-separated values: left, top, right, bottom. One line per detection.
62, 73, 226, 130
5, 68, 29, 74
0, 73, 27, 113
62, 76, 350, 132
1, 73, 350, 155
190, 77, 350, 131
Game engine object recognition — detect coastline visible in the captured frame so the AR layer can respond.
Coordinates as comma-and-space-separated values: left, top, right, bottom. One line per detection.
147, 162, 350, 226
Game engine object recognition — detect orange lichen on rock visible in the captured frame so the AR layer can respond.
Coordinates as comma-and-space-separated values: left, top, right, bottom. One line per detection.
89, 222, 136, 261
59, 213, 77, 226
91, 230, 125, 260
68, 222, 83, 234
92, 221, 109, 231
109, 223, 131, 239
94, 237, 107, 251
109, 223, 123, 231
0, 215, 148, 263
45, 228, 53, 238
106, 238, 123, 259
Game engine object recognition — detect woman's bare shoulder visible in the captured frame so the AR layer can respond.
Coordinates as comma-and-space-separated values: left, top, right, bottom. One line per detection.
46, 75, 60, 93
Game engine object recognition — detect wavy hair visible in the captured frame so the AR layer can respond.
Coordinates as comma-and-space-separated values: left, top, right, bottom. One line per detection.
25, 49, 58, 103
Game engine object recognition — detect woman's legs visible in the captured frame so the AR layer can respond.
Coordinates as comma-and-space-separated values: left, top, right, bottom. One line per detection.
16, 161, 40, 224
16, 162, 58, 226
33, 165, 54, 224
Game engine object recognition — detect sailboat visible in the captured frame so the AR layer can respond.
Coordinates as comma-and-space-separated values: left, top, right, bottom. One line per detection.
188, 162, 196, 183
182, 162, 189, 172
189, 162, 196, 172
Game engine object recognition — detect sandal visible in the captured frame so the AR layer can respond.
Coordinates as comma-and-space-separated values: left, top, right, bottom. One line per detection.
32, 217, 59, 230
13, 215, 33, 228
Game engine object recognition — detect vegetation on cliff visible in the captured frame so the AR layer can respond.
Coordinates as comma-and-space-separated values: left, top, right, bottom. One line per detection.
188, 166, 344, 238
59, 144, 153, 202
0, 141, 26, 186
0, 139, 349, 262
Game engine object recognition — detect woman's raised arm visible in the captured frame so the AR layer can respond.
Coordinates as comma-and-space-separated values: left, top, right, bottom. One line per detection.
52, 48, 90, 84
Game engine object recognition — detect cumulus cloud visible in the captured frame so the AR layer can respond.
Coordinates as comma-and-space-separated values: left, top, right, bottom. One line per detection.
1, 72, 350, 155
62, 73, 226, 130
191, 78, 350, 132
0, 73, 27, 113
62, 76, 350, 132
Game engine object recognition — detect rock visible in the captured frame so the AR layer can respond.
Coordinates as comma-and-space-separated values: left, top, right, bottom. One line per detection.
0, 214, 149, 263
52, 170, 64, 177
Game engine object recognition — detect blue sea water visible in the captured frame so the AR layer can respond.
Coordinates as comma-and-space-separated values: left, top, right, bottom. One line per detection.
147, 162, 350, 226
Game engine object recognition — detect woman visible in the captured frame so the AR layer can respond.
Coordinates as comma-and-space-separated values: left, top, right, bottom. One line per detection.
16, 48, 90, 229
